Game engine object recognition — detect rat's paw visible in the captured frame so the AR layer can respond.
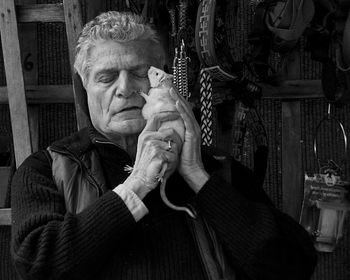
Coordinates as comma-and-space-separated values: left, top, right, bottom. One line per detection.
156, 175, 164, 182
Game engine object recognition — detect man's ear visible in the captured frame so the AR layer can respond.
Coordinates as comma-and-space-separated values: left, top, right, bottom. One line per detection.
72, 72, 92, 129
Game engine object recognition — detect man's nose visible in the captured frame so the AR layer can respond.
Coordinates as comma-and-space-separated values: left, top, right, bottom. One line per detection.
115, 70, 133, 98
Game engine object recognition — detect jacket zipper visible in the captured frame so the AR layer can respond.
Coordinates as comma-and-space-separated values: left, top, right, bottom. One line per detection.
49, 147, 103, 197
93, 139, 134, 167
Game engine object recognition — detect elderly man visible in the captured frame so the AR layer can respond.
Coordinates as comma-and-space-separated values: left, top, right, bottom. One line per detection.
11, 11, 316, 280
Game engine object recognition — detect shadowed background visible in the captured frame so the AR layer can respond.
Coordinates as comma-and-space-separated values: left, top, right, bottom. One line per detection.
0, 0, 349, 279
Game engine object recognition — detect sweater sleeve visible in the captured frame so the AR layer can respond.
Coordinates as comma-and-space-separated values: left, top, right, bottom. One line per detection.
196, 164, 317, 280
11, 151, 137, 280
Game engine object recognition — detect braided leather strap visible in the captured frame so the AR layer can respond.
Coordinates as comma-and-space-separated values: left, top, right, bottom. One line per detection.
178, 0, 188, 33
200, 68, 213, 146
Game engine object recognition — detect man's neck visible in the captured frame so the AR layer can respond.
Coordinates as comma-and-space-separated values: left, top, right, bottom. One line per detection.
106, 133, 138, 160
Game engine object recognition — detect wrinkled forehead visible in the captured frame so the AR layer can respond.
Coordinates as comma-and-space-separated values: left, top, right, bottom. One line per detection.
89, 39, 164, 71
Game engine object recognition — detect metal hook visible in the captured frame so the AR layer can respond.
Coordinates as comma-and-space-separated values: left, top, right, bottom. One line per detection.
327, 103, 331, 119
313, 104, 348, 172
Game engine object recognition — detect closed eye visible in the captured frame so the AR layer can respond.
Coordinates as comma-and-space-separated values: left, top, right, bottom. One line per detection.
95, 70, 119, 84
97, 75, 116, 83
131, 69, 148, 79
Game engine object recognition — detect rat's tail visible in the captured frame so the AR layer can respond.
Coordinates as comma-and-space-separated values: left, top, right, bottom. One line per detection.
159, 180, 197, 219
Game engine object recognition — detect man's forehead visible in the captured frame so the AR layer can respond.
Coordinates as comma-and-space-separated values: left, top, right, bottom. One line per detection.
91, 56, 149, 72
89, 40, 157, 69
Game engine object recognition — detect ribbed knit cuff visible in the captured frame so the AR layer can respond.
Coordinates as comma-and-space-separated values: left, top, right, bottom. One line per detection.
113, 184, 149, 222
76, 190, 137, 237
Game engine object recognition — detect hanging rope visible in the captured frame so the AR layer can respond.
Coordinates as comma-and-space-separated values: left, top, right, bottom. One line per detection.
177, 0, 188, 42
200, 68, 213, 146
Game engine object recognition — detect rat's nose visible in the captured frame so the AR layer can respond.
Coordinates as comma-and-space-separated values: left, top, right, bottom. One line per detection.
148, 66, 156, 75
148, 66, 161, 78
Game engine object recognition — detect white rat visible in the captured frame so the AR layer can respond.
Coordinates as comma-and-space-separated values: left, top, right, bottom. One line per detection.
140, 66, 196, 218
141, 66, 185, 144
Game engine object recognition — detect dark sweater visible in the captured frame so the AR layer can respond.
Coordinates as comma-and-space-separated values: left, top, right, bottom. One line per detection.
11, 128, 317, 280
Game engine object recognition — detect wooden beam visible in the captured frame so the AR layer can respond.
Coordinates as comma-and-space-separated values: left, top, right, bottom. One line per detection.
260, 80, 323, 99
281, 102, 302, 220
281, 50, 303, 220
63, 0, 83, 76
0, 85, 74, 104
0, 81, 324, 104
212, 80, 324, 100
16, 4, 64, 23
0, 208, 11, 226
0, 0, 33, 167
63, 0, 91, 129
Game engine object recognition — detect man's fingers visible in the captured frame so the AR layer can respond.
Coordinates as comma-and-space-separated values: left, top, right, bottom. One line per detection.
170, 88, 196, 120
134, 139, 178, 173
169, 87, 180, 101
175, 100, 197, 133
141, 128, 181, 143
170, 87, 186, 103
143, 111, 180, 132
170, 88, 189, 109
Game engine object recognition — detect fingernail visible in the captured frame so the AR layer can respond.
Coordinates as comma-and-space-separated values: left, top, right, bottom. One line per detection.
175, 100, 182, 110
170, 88, 177, 97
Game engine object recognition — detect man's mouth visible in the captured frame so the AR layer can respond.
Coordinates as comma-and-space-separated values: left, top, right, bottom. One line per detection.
119, 106, 140, 113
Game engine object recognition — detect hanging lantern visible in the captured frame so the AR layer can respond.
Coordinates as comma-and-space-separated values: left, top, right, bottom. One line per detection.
300, 106, 350, 252
300, 172, 350, 252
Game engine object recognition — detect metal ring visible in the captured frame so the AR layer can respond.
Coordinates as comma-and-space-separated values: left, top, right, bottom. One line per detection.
167, 140, 172, 151
313, 104, 348, 168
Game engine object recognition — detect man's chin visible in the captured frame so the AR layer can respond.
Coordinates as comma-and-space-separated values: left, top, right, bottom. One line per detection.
108, 118, 146, 136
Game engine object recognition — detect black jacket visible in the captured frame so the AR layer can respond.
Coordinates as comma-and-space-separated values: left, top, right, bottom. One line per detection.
11, 127, 317, 280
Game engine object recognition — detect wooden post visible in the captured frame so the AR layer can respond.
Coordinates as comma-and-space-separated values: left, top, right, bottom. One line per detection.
62, 0, 90, 130
0, 0, 32, 167
281, 50, 303, 220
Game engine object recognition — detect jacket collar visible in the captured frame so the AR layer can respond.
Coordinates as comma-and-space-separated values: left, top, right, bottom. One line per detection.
50, 126, 130, 160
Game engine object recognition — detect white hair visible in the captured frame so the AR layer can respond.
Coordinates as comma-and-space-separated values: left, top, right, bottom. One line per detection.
74, 11, 165, 86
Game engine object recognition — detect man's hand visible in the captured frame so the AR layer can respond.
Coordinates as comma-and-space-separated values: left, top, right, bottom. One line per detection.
123, 112, 181, 199
169, 88, 210, 193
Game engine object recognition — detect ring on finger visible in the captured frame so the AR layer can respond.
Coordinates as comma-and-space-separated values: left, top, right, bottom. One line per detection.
166, 140, 172, 151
